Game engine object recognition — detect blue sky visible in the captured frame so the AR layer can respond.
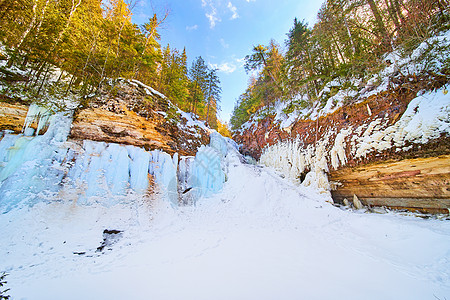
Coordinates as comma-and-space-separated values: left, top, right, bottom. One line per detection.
133, 0, 325, 122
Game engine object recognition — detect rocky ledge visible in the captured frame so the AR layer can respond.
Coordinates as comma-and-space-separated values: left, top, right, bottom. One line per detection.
70, 79, 209, 156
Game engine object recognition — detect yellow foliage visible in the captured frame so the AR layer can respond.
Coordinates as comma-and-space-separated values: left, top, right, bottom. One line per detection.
217, 120, 232, 138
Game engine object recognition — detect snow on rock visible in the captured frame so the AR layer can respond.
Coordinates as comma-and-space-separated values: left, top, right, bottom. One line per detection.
353, 88, 449, 158
130, 78, 167, 99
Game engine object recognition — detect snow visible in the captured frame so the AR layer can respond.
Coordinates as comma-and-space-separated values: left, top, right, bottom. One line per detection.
353, 88, 449, 158
130, 79, 167, 99
177, 109, 209, 133
1, 144, 450, 299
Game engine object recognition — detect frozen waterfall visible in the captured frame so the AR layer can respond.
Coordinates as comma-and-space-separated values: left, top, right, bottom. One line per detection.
0, 105, 233, 213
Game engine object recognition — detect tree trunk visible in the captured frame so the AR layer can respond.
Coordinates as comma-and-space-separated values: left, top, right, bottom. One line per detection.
191, 82, 198, 114
48, 0, 82, 54
98, 41, 112, 90
367, 0, 391, 51
36, 64, 50, 96
33, 0, 50, 40
81, 31, 99, 94
343, 14, 356, 54
116, 19, 126, 57
392, 0, 406, 26
65, 74, 76, 96
306, 50, 319, 97
205, 73, 213, 125
332, 37, 346, 63
386, 0, 401, 33
16, 0, 38, 49
206, 96, 211, 125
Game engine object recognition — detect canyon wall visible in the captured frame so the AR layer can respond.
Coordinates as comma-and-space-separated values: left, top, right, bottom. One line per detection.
234, 77, 450, 213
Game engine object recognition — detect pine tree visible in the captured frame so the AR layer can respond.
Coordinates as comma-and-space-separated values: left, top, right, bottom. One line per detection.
205, 68, 221, 126
189, 56, 208, 115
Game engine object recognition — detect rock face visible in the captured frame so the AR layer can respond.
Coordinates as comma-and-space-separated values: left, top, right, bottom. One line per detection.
70, 79, 209, 156
235, 83, 436, 162
330, 155, 450, 214
71, 107, 175, 154
234, 78, 450, 213
0, 102, 28, 134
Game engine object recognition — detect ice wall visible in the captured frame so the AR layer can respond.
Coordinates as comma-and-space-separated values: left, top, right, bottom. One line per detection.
176, 131, 232, 205
259, 138, 330, 193
0, 105, 230, 212
0, 111, 73, 212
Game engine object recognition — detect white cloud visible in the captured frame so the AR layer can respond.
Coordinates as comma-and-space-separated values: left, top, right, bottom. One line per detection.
206, 9, 220, 28
186, 25, 199, 31
235, 57, 245, 67
220, 38, 229, 49
211, 62, 237, 74
210, 57, 247, 74
227, 2, 239, 20
202, 0, 221, 28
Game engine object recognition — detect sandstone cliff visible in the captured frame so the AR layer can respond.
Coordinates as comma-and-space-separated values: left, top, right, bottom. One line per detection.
0, 77, 209, 156
70, 79, 209, 156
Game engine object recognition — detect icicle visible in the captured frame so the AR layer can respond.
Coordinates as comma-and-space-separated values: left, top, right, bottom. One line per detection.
353, 194, 363, 210
367, 104, 372, 116
22, 103, 52, 136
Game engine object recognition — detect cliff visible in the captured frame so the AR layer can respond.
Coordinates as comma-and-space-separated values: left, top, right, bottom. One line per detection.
70, 79, 209, 156
0, 78, 209, 156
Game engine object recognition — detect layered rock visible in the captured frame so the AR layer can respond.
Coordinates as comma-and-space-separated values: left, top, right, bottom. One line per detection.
70, 79, 209, 156
330, 155, 450, 214
0, 102, 28, 134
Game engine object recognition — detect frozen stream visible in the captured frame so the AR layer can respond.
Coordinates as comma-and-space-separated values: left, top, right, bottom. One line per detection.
0, 108, 449, 299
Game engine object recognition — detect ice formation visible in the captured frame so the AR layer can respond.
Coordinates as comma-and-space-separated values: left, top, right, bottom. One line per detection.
0, 104, 231, 212
351, 88, 449, 158
22, 103, 52, 136
259, 138, 330, 193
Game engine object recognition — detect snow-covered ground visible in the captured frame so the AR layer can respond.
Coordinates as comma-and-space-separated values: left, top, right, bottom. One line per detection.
1, 135, 450, 299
